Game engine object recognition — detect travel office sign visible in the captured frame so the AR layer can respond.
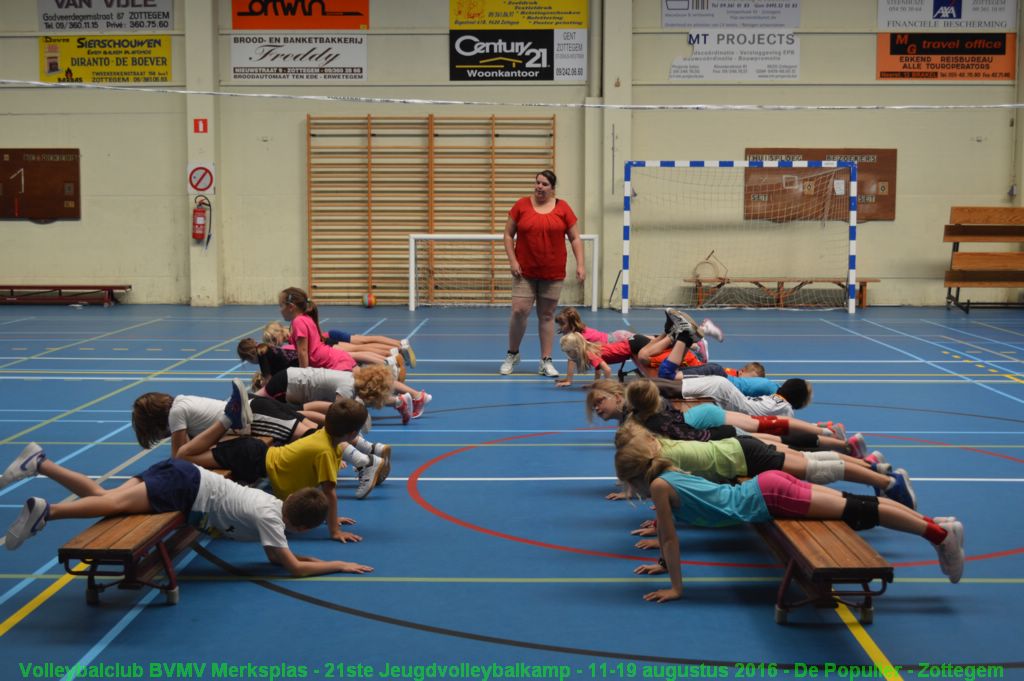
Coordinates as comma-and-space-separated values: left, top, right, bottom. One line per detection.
449, 0, 587, 82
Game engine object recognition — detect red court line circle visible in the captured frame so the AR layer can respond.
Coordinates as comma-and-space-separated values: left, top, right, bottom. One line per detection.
407, 429, 1024, 570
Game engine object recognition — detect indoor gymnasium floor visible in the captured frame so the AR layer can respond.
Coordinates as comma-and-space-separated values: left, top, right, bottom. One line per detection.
0, 303, 1021, 681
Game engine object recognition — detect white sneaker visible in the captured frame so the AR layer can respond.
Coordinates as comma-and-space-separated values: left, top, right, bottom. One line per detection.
499, 352, 520, 375
372, 444, 392, 483
1, 443, 46, 490
400, 339, 416, 368
226, 379, 253, 432
354, 455, 384, 500
5, 497, 49, 550
412, 391, 432, 418
699, 319, 725, 342
385, 356, 401, 380
935, 519, 965, 583
538, 358, 559, 377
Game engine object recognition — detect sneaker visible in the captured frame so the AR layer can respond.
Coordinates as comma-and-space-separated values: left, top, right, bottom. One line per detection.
699, 318, 725, 342
395, 393, 413, 425
394, 352, 407, 382
865, 452, 892, 476
412, 391, 432, 418
354, 455, 384, 500
538, 358, 560, 377
400, 339, 416, 368
0, 443, 46, 490
664, 308, 700, 337
5, 497, 49, 550
385, 355, 401, 380
847, 433, 867, 459
669, 323, 698, 348
819, 421, 846, 441
933, 516, 958, 525
499, 351, 520, 375
883, 468, 917, 510
935, 519, 965, 583
372, 443, 392, 483
225, 379, 253, 431
690, 339, 709, 364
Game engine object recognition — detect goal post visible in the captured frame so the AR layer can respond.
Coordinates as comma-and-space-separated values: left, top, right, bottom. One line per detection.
621, 160, 859, 314
408, 233, 600, 311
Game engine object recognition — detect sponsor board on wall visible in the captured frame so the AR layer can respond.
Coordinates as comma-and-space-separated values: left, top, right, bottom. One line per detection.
449, 0, 586, 81
745, 148, 897, 222
878, 0, 1016, 30
39, 35, 171, 83
230, 34, 366, 81
669, 30, 798, 80
38, 0, 173, 33
663, 0, 800, 29
877, 32, 1015, 79
451, 0, 587, 28
231, 0, 368, 30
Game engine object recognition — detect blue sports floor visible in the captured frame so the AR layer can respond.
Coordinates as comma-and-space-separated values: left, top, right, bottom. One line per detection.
0, 304, 1021, 681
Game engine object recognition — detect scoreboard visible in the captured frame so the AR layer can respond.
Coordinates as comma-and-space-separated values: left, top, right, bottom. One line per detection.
0, 149, 81, 221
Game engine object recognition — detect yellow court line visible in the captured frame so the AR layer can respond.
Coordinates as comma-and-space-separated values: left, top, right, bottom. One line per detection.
1005, 374, 1024, 385
0, 318, 163, 372
0, 566, 85, 638
0, 326, 262, 636
0, 325, 262, 447
835, 603, 903, 681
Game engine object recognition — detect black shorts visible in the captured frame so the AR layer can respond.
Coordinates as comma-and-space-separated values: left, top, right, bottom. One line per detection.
737, 436, 785, 475
250, 396, 301, 443
628, 334, 652, 356
263, 369, 289, 402
212, 437, 270, 485
135, 459, 201, 514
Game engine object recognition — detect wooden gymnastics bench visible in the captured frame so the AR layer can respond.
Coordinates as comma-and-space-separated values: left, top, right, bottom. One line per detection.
1, 284, 131, 306
57, 469, 228, 606
684, 277, 880, 309
754, 517, 893, 625
944, 206, 1024, 313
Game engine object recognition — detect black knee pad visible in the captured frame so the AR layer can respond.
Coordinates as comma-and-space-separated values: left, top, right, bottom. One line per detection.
841, 494, 880, 531
781, 433, 818, 449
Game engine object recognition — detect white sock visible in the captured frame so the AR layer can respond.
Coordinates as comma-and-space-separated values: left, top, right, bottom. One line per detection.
352, 435, 375, 455
217, 413, 233, 429
340, 444, 371, 468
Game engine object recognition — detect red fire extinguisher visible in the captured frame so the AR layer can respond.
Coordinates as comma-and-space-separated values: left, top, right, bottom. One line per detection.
192, 196, 211, 243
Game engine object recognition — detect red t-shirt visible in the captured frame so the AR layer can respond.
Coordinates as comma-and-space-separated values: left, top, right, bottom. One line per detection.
509, 196, 578, 280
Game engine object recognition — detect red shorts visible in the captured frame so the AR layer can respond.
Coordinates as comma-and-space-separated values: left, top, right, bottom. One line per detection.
756, 470, 812, 517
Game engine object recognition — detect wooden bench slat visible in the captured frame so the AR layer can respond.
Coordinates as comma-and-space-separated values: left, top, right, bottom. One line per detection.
950, 206, 1024, 225
944, 225, 1024, 242
945, 271, 1024, 287
950, 252, 1024, 271
59, 512, 182, 559
768, 519, 891, 576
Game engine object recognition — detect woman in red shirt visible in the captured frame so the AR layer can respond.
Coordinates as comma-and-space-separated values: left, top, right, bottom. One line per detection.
500, 170, 586, 377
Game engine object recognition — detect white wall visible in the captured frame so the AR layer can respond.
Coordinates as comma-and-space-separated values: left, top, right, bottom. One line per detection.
0, 0, 1019, 305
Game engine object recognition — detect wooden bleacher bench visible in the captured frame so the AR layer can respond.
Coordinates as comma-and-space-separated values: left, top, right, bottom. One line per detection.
1, 284, 131, 306
684, 277, 880, 309
755, 518, 893, 624
58, 469, 228, 606
944, 206, 1024, 313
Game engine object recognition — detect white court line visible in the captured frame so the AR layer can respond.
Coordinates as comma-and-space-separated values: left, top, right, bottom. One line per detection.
826, 319, 1024, 407
410, 476, 1024, 482
215, 361, 245, 379
0, 318, 35, 327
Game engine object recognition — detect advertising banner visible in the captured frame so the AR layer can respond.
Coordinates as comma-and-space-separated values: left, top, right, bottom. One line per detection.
450, 0, 587, 29
877, 32, 1015, 79
39, 35, 171, 83
231, 0, 368, 30
230, 33, 367, 81
663, 0, 800, 29
669, 30, 798, 80
38, 0, 173, 33
878, 0, 1016, 30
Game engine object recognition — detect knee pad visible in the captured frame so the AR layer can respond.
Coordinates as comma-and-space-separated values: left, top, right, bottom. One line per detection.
841, 494, 880, 531
781, 432, 817, 449
754, 415, 790, 436
804, 459, 844, 484
802, 450, 841, 462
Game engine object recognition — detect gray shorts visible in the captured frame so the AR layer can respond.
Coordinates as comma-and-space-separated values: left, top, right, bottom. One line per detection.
511, 276, 563, 301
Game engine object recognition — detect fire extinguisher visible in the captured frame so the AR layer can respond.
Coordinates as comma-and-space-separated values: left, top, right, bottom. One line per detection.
192, 195, 211, 246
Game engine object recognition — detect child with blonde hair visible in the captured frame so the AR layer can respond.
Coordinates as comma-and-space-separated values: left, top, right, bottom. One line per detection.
613, 426, 965, 603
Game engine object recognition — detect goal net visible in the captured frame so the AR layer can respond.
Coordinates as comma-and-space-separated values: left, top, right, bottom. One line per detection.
619, 160, 858, 313
408, 233, 600, 310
